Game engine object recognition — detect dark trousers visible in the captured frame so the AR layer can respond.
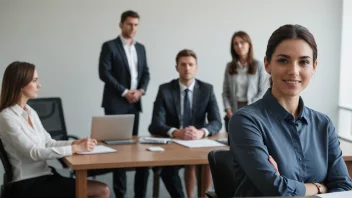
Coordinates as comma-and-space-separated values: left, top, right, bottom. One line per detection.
88, 167, 149, 198
224, 116, 231, 146
225, 102, 248, 145
224, 116, 230, 133
104, 107, 149, 198
6, 169, 75, 198
160, 166, 185, 198
225, 102, 249, 133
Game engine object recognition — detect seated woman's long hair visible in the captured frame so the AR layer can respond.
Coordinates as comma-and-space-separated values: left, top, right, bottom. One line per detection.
0, 62, 35, 112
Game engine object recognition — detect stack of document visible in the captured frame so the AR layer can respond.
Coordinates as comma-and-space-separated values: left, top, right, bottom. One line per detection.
78, 145, 117, 155
139, 137, 173, 144
173, 139, 226, 148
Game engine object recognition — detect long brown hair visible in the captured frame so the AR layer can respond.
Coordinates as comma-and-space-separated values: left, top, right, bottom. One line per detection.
228, 31, 256, 75
265, 24, 317, 87
0, 61, 35, 112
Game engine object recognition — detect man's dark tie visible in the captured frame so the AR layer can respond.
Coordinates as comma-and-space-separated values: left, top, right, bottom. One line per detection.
183, 89, 192, 128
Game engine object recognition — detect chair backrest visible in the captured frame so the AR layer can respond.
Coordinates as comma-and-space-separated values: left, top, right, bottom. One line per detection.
208, 150, 237, 198
27, 97, 68, 141
0, 139, 13, 184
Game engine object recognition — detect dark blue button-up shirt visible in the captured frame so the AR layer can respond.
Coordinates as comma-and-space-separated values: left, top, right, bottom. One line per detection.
229, 89, 352, 196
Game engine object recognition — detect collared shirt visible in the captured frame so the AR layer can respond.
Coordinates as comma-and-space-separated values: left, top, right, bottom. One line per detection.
167, 80, 209, 137
235, 61, 249, 102
0, 104, 73, 182
120, 35, 138, 96
229, 89, 352, 196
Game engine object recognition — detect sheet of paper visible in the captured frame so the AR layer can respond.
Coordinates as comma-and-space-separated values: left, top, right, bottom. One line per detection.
173, 139, 226, 148
77, 145, 117, 155
317, 191, 352, 198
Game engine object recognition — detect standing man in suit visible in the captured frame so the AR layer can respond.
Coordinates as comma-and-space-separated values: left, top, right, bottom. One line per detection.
98, 10, 150, 198
149, 49, 222, 198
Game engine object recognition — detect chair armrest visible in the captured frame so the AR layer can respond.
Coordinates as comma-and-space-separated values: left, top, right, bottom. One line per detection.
67, 135, 79, 140
205, 191, 218, 198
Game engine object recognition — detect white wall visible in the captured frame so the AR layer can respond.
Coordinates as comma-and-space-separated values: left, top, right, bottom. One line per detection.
0, 0, 343, 180
338, 0, 352, 140
340, 0, 352, 108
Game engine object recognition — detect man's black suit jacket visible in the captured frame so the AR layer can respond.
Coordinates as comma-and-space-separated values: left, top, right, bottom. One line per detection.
99, 36, 150, 113
148, 79, 222, 136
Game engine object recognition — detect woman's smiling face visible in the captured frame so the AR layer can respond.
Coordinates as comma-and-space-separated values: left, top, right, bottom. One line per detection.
265, 39, 317, 99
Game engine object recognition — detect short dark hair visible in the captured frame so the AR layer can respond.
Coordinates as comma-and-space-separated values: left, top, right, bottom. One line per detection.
0, 61, 35, 112
265, 24, 317, 87
120, 10, 140, 23
175, 49, 197, 65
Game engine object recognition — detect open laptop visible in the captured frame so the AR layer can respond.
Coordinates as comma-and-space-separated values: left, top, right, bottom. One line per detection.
90, 114, 135, 145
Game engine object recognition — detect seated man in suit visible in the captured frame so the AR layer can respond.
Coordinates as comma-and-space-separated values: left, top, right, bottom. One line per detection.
149, 49, 222, 198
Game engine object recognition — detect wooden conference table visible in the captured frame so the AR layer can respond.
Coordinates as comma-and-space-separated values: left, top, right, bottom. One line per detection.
64, 133, 228, 198
64, 135, 352, 198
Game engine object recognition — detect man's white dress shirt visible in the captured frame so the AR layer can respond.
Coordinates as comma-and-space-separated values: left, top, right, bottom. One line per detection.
120, 35, 139, 96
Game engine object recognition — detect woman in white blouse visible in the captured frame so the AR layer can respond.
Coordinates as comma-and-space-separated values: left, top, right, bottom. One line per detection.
222, 31, 269, 132
0, 62, 110, 198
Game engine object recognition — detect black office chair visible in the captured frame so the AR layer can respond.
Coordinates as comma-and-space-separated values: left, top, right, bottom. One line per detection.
207, 150, 237, 198
27, 98, 78, 170
0, 139, 13, 198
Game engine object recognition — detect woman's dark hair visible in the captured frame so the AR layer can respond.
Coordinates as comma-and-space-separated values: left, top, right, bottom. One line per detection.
0, 61, 35, 112
228, 31, 256, 75
265, 24, 317, 86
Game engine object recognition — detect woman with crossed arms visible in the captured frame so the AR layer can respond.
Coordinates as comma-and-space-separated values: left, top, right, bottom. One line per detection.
229, 24, 352, 196
0, 61, 110, 198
